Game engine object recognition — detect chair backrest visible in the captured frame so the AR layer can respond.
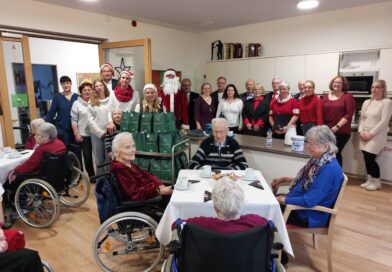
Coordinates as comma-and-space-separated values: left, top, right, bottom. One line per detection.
331, 173, 348, 211
179, 223, 272, 272
39, 152, 68, 192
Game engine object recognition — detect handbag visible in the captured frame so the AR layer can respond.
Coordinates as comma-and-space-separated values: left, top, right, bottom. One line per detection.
140, 112, 153, 133
145, 133, 159, 153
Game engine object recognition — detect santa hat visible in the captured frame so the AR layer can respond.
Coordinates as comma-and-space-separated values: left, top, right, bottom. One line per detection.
100, 63, 114, 75
143, 83, 157, 94
164, 69, 177, 78
118, 70, 135, 79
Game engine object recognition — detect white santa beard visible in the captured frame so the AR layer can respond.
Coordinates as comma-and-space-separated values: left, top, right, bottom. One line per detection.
163, 78, 181, 96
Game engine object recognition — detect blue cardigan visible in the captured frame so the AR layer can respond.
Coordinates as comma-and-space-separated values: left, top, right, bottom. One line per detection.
285, 158, 344, 228
45, 93, 78, 133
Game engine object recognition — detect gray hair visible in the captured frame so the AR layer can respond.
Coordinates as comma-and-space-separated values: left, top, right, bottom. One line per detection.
306, 125, 338, 154
278, 81, 290, 90
211, 118, 228, 129
112, 132, 133, 158
36, 122, 57, 140
212, 179, 244, 220
30, 118, 45, 129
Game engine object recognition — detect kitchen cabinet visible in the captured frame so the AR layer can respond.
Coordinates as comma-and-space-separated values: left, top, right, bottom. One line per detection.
249, 57, 276, 91
379, 48, 392, 96
305, 53, 339, 94
275, 55, 305, 93
226, 59, 249, 92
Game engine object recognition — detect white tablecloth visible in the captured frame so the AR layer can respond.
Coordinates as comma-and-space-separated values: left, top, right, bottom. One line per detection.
155, 169, 293, 256
0, 150, 34, 197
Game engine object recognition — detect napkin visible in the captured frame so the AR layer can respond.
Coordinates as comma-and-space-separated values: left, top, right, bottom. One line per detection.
249, 181, 264, 190
204, 191, 212, 202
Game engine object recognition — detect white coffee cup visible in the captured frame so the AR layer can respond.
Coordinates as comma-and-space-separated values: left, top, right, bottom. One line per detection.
3, 147, 12, 153
244, 168, 256, 180
228, 131, 234, 137
201, 165, 212, 177
177, 177, 189, 189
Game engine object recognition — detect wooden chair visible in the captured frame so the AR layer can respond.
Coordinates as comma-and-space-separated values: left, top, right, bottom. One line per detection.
283, 173, 348, 272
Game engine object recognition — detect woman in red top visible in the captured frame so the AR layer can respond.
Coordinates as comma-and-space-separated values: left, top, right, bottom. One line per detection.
299, 80, 323, 135
269, 82, 299, 139
242, 83, 271, 137
110, 132, 172, 202
24, 118, 45, 150
322, 76, 355, 166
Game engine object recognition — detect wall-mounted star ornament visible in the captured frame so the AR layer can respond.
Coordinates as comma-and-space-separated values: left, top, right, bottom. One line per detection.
115, 58, 132, 74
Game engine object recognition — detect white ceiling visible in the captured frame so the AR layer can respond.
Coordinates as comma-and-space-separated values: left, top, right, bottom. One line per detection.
35, 0, 391, 32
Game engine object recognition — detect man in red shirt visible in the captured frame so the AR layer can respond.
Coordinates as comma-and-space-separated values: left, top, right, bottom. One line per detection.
158, 69, 189, 130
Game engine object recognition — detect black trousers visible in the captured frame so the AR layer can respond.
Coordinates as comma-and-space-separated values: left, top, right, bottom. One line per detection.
335, 133, 351, 167
80, 136, 95, 177
0, 249, 44, 272
362, 150, 380, 178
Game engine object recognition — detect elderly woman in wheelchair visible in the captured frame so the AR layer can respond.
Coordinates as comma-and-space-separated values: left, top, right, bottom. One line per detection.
92, 132, 173, 272
162, 179, 285, 272
3, 122, 90, 228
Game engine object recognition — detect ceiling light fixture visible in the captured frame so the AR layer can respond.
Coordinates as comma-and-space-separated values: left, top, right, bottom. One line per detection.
297, 0, 319, 10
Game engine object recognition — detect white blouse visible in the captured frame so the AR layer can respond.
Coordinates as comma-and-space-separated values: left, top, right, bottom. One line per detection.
71, 98, 91, 137
88, 97, 110, 138
107, 90, 140, 122
216, 98, 244, 128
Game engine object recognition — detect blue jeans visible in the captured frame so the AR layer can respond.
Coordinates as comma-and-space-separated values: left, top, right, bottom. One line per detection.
91, 134, 108, 174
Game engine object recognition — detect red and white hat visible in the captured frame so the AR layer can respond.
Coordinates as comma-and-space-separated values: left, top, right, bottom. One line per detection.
164, 68, 176, 78
143, 83, 157, 94
118, 70, 135, 79
100, 63, 114, 76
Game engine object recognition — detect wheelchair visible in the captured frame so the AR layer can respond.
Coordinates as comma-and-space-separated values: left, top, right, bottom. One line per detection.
162, 219, 286, 272
91, 170, 165, 272
4, 152, 90, 228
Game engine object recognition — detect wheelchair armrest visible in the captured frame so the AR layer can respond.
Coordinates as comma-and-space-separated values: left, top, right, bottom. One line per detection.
120, 196, 163, 207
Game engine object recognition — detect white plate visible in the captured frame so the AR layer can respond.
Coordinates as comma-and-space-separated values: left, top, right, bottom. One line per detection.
174, 184, 191, 191
8, 154, 22, 159
200, 173, 213, 178
242, 176, 258, 181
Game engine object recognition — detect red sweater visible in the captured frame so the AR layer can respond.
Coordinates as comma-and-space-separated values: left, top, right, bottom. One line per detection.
158, 89, 189, 125
299, 95, 323, 125
269, 98, 299, 118
322, 92, 355, 134
14, 138, 66, 174
110, 160, 163, 201
174, 214, 268, 232
24, 134, 36, 150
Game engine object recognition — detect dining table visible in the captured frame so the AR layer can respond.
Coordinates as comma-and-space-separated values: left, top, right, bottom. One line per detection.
155, 169, 293, 256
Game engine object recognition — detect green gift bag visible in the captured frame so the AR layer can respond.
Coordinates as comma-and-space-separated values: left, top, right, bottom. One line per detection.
145, 133, 158, 153
178, 152, 189, 169
153, 112, 168, 133
132, 132, 146, 152
166, 112, 177, 132
160, 159, 173, 181
137, 157, 150, 171
159, 133, 174, 154
150, 158, 162, 179
127, 111, 141, 132
120, 111, 130, 132
140, 112, 153, 133
174, 131, 185, 152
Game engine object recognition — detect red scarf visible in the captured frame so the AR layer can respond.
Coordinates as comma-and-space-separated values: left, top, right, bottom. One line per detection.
114, 85, 134, 102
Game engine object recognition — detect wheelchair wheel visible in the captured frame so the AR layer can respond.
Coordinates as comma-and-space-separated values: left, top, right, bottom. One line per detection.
67, 151, 82, 183
42, 260, 54, 272
93, 212, 164, 272
59, 166, 90, 207
14, 179, 60, 228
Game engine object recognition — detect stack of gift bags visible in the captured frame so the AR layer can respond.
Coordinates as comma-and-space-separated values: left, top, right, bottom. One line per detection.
120, 111, 188, 181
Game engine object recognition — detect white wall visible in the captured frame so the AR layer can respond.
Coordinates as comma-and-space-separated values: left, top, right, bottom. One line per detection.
194, 1, 392, 88
29, 38, 99, 93
0, 0, 198, 86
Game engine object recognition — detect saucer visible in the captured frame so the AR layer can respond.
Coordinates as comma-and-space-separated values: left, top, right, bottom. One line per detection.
174, 184, 191, 191
200, 173, 213, 178
242, 176, 258, 181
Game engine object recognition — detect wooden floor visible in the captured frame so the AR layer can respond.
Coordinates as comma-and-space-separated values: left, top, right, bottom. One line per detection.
14, 178, 392, 272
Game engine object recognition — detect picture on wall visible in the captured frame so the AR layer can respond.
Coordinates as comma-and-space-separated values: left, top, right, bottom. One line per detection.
12, 63, 27, 93
77, 72, 101, 87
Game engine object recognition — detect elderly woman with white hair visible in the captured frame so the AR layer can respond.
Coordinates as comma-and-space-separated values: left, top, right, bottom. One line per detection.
24, 118, 45, 149
189, 118, 248, 170
181, 179, 267, 231
135, 84, 164, 113
8, 123, 66, 183
272, 125, 344, 228
110, 132, 172, 202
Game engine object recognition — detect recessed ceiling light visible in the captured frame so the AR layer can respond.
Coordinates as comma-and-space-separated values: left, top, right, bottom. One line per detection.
80, 0, 98, 3
297, 0, 319, 10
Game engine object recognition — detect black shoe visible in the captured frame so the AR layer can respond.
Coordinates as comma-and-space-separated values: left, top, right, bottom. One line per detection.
281, 251, 289, 265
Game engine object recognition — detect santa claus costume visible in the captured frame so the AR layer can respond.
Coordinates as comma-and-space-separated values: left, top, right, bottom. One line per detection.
158, 69, 189, 129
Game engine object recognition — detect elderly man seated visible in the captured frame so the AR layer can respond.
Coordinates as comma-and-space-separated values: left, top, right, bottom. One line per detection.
189, 118, 248, 170
179, 179, 267, 231
8, 123, 66, 183
110, 132, 172, 205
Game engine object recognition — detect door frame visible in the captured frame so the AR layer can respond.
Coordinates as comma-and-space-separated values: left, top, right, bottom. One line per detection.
0, 35, 36, 147
98, 38, 152, 83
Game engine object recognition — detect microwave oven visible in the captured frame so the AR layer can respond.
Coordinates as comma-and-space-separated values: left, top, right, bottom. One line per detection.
339, 71, 378, 95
